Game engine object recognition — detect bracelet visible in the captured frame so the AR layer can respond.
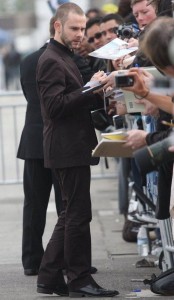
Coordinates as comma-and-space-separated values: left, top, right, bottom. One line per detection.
134, 89, 149, 100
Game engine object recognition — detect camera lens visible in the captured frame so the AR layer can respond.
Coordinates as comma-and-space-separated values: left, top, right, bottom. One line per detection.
122, 28, 132, 39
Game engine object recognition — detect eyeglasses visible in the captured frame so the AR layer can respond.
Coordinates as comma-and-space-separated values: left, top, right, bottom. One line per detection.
87, 32, 103, 44
101, 27, 118, 36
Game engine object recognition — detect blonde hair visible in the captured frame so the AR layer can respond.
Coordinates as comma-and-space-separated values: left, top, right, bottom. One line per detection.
54, 2, 85, 25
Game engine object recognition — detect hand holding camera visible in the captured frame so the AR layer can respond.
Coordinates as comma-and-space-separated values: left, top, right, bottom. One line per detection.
115, 68, 150, 96
115, 71, 134, 88
99, 67, 153, 110
116, 23, 140, 40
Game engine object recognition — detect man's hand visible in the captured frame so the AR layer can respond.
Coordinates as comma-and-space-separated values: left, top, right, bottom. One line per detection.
135, 98, 159, 116
124, 129, 148, 150
90, 70, 107, 82
99, 71, 118, 90
122, 67, 152, 97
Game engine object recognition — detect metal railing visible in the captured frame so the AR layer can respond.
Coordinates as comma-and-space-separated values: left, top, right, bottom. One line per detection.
0, 90, 117, 185
0, 91, 25, 184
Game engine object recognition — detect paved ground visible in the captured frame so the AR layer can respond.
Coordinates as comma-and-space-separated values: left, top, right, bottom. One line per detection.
0, 165, 171, 299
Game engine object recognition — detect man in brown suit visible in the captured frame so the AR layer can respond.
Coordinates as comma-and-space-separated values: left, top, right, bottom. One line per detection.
36, 2, 119, 298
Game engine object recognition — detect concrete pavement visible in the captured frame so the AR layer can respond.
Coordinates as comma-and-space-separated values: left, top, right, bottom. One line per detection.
0, 167, 170, 299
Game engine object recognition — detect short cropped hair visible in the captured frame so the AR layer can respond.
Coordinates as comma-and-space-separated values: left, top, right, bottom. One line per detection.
86, 8, 103, 19
49, 16, 56, 37
54, 2, 85, 25
140, 17, 174, 69
86, 16, 102, 31
101, 13, 124, 25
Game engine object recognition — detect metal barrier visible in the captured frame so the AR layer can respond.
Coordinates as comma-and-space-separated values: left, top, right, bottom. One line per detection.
0, 91, 117, 185
159, 218, 174, 270
0, 91, 25, 184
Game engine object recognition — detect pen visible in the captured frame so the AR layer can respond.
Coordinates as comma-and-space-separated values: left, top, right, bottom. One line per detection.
161, 120, 174, 127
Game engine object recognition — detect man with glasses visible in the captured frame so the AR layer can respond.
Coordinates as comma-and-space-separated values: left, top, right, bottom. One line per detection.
86, 17, 105, 50
100, 13, 124, 44
85, 17, 107, 72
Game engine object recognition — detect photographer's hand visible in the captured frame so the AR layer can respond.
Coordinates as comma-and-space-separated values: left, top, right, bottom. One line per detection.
122, 67, 150, 97
123, 68, 173, 114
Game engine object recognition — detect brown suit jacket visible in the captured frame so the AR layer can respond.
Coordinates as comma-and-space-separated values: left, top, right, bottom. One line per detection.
36, 40, 101, 169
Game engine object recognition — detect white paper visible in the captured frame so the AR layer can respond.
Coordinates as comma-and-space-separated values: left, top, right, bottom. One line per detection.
89, 38, 138, 60
82, 80, 104, 93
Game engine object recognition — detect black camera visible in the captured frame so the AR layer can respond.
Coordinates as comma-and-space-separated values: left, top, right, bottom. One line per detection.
133, 133, 174, 176
91, 108, 114, 131
116, 23, 140, 40
113, 115, 126, 129
115, 73, 134, 88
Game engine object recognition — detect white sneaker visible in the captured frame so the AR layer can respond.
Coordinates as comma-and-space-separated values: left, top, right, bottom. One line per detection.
135, 213, 157, 224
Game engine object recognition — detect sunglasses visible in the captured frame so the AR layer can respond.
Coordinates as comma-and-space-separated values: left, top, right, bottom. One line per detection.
88, 32, 103, 44
101, 27, 119, 36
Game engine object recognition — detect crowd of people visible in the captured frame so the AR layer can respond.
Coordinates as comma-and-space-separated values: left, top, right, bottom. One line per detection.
17, 0, 174, 297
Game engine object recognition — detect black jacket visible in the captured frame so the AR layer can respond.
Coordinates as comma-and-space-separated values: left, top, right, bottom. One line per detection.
17, 44, 47, 159
36, 40, 101, 169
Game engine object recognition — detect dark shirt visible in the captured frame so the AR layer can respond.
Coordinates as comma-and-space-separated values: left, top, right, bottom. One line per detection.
50, 38, 74, 57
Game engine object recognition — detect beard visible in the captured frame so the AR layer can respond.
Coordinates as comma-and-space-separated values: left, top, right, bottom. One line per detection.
60, 29, 81, 50
61, 33, 72, 49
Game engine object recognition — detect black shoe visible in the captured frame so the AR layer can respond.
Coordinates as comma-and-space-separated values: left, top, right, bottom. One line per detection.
37, 283, 69, 296
69, 283, 119, 297
24, 269, 38, 276
90, 266, 98, 274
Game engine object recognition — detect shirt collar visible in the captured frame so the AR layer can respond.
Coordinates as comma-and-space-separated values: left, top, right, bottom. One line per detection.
50, 38, 74, 58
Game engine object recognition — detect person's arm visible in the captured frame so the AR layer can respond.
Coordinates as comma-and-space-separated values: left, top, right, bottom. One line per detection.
100, 67, 173, 114
145, 128, 173, 145
37, 57, 106, 119
122, 68, 173, 114
138, 93, 173, 115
